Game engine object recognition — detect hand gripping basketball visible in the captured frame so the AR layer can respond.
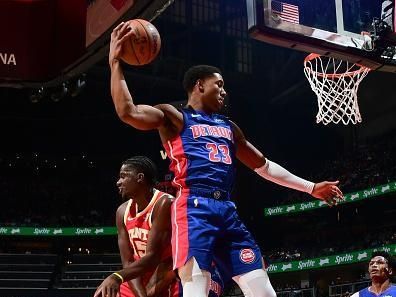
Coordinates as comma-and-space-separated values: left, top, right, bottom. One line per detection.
120, 19, 161, 66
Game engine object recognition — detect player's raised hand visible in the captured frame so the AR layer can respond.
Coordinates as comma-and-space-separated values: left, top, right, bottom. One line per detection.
109, 22, 134, 65
311, 181, 344, 206
93, 274, 121, 297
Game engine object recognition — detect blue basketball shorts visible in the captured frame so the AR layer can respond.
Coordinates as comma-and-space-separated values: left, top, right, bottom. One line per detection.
171, 189, 263, 278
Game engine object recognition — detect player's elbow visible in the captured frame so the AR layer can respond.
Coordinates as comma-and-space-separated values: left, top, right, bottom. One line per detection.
115, 106, 162, 131
117, 109, 132, 123
115, 105, 135, 124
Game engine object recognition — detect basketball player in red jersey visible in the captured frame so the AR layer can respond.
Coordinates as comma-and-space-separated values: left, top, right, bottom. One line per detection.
105, 22, 344, 297
95, 156, 223, 297
95, 156, 178, 297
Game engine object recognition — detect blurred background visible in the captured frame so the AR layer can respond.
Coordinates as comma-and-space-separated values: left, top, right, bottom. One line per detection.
0, 0, 395, 297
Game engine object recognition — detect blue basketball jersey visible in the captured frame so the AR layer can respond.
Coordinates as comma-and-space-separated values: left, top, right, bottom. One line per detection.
358, 285, 396, 297
167, 108, 263, 276
163, 108, 236, 196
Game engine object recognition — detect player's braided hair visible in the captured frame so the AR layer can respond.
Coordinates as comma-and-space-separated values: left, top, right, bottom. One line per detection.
122, 156, 158, 186
183, 65, 222, 93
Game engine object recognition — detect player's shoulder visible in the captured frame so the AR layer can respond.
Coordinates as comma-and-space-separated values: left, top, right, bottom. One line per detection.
227, 118, 239, 127
227, 119, 246, 140
115, 200, 132, 227
154, 103, 180, 115
155, 103, 184, 132
157, 191, 175, 204
116, 200, 130, 215
153, 189, 175, 207
151, 191, 174, 222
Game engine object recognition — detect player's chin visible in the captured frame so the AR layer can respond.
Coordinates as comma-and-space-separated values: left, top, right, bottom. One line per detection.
215, 101, 224, 111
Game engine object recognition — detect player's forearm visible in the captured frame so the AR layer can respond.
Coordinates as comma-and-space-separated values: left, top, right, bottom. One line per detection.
117, 254, 160, 282
110, 60, 137, 120
254, 159, 315, 194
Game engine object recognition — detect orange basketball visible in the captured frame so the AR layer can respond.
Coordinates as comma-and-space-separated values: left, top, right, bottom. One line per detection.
120, 19, 161, 66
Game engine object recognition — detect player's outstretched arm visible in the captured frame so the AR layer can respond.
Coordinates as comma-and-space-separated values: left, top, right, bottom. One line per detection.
93, 196, 173, 297
109, 22, 166, 131
231, 121, 343, 206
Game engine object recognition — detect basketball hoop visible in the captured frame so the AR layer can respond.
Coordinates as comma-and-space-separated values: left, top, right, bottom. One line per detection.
303, 53, 371, 125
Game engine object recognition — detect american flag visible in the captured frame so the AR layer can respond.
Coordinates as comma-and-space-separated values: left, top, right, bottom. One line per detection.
271, 1, 300, 24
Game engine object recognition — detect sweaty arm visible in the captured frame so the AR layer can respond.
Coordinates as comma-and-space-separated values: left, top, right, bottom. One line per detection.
107, 22, 167, 131
110, 61, 166, 130
231, 122, 343, 203
94, 196, 173, 297
116, 204, 147, 297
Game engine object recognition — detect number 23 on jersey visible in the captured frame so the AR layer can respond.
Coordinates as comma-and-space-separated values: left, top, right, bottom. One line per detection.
206, 143, 232, 164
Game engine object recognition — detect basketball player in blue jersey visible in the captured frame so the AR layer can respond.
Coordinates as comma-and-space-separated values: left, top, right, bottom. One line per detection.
351, 252, 395, 297
107, 22, 344, 297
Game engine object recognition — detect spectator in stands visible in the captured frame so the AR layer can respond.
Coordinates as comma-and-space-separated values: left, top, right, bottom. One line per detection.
351, 251, 395, 297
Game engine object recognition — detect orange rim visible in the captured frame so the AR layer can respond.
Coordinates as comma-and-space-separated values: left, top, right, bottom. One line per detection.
304, 53, 371, 79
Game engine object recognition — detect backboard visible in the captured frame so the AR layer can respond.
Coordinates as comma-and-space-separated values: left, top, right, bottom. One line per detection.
247, 0, 396, 72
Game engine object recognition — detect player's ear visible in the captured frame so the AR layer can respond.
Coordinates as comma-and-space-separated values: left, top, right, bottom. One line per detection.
196, 79, 205, 92
137, 173, 145, 183
388, 266, 393, 276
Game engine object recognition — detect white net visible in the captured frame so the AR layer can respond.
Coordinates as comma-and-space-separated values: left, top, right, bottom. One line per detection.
303, 53, 371, 125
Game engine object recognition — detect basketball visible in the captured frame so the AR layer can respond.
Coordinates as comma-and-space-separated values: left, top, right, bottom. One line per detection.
120, 19, 161, 66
